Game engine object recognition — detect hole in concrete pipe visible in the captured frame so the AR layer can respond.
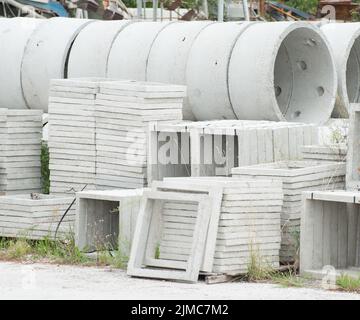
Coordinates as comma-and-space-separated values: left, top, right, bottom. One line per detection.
298, 61, 307, 70
274, 27, 335, 123
305, 38, 317, 47
275, 86, 282, 97
291, 111, 301, 119
317, 86, 325, 96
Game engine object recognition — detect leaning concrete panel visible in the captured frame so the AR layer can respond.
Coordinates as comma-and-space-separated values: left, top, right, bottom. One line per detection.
107, 21, 173, 81
146, 21, 214, 120
0, 18, 43, 109
229, 22, 337, 124
21, 17, 94, 111
67, 20, 133, 78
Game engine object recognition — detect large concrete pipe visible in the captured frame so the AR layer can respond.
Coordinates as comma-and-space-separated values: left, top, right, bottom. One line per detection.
320, 23, 360, 118
228, 22, 337, 124
146, 21, 214, 120
21, 18, 94, 111
107, 21, 173, 80
67, 20, 133, 78
0, 18, 44, 109
186, 22, 255, 120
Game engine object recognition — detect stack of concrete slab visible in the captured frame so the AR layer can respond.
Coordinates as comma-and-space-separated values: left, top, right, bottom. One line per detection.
154, 177, 283, 274
301, 144, 347, 162
232, 161, 346, 263
95, 80, 186, 190
48, 79, 98, 195
148, 120, 318, 183
0, 194, 75, 240
0, 109, 42, 195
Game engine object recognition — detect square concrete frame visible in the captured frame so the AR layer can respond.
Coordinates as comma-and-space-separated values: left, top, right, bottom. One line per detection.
127, 190, 211, 283
300, 190, 360, 278
75, 189, 146, 254
151, 180, 223, 273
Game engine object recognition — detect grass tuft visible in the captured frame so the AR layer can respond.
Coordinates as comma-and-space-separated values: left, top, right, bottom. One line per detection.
6, 239, 32, 260
41, 143, 50, 194
336, 274, 360, 293
245, 246, 276, 282
96, 250, 128, 269
0, 235, 89, 265
271, 270, 304, 288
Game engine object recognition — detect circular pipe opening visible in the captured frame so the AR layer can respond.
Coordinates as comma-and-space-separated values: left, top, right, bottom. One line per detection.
346, 36, 360, 104
274, 27, 335, 123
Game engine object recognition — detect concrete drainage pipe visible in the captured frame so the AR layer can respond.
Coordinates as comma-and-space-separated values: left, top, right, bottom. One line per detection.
228, 22, 337, 124
107, 21, 173, 81
0, 18, 44, 109
67, 20, 133, 78
186, 22, 255, 120
146, 21, 214, 120
320, 23, 360, 118
21, 17, 94, 112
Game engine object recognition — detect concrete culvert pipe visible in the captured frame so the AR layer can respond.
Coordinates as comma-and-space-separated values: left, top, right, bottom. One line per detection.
320, 23, 360, 118
229, 22, 337, 124
186, 22, 255, 120
0, 18, 44, 109
21, 18, 94, 112
146, 21, 214, 120
107, 21, 173, 81
67, 20, 133, 78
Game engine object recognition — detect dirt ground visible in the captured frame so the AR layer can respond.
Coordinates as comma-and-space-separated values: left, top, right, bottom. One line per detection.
0, 261, 359, 300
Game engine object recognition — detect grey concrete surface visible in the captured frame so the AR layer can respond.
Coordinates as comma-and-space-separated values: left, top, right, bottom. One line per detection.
0, 262, 359, 300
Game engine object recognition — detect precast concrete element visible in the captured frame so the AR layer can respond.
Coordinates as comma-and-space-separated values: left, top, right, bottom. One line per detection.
146, 21, 214, 120
67, 20, 133, 78
186, 22, 255, 120
321, 23, 360, 118
229, 22, 337, 124
0, 18, 43, 109
21, 18, 94, 111
107, 21, 173, 81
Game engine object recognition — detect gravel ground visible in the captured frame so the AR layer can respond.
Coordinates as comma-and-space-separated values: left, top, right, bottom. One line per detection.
0, 261, 359, 300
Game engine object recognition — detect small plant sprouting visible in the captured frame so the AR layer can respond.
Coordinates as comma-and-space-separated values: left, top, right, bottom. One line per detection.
336, 274, 360, 293
155, 243, 161, 260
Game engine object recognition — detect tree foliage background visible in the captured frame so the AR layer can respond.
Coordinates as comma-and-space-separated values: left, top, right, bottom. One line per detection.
285, 0, 318, 14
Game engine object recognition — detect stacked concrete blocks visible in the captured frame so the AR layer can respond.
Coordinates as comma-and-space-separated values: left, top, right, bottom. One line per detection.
232, 161, 346, 263
0, 109, 42, 194
48, 79, 98, 195
0, 194, 75, 240
95, 80, 186, 190
301, 144, 347, 162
